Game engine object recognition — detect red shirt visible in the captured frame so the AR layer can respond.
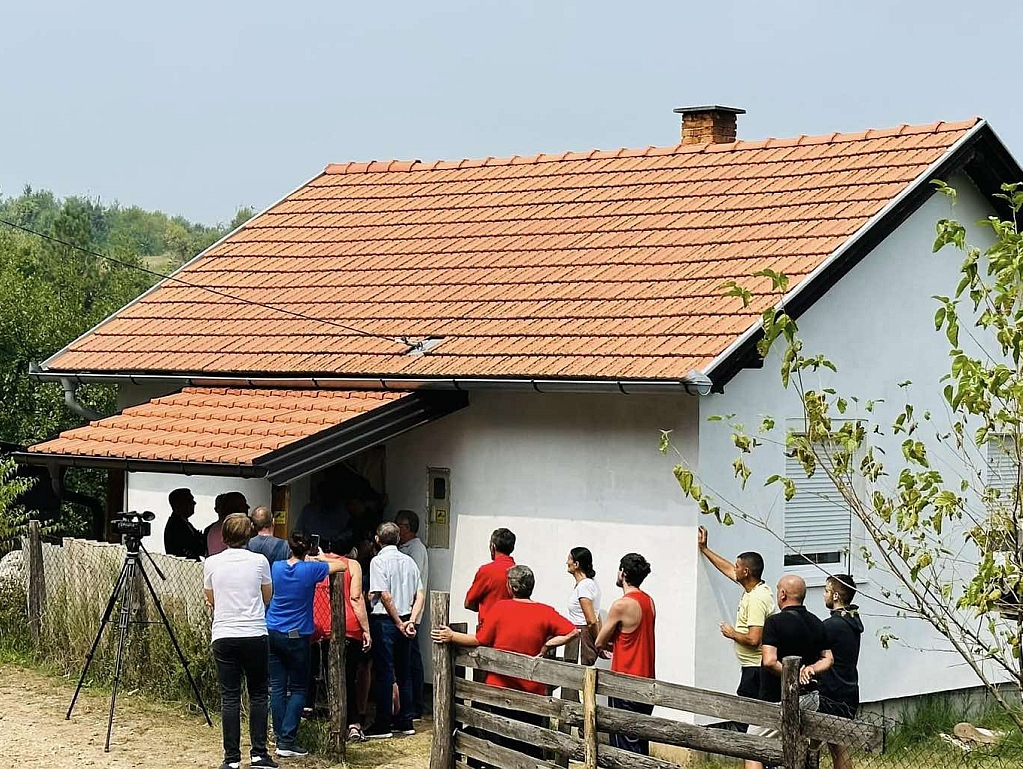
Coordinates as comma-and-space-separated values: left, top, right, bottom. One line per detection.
610, 590, 656, 679
312, 556, 362, 642
465, 554, 515, 630
475, 600, 576, 694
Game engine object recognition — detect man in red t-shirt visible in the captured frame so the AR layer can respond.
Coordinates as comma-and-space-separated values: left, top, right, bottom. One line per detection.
596, 552, 656, 756
436, 564, 578, 687
463, 528, 517, 631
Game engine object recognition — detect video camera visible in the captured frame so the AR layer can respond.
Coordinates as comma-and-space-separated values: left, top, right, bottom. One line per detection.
111, 510, 156, 541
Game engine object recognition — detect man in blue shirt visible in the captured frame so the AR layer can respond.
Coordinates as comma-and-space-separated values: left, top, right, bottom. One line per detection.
247, 506, 291, 565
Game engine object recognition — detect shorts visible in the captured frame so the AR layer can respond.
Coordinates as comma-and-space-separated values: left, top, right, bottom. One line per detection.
737, 666, 761, 699
818, 694, 858, 719
750, 691, 819, 739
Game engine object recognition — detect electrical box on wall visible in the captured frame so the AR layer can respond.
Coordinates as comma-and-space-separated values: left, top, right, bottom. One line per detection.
426, 467, 451, 549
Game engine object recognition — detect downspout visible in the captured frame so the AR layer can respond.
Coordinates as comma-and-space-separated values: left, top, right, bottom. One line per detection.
59, 376, 103, 422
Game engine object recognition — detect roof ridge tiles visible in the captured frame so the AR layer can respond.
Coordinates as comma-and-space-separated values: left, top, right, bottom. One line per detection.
320, 119, 978, 176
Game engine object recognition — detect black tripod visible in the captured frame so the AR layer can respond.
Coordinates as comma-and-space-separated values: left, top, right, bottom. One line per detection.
66, 528, 213, 751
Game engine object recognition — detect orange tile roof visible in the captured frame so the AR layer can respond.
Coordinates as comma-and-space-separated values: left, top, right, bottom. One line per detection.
44, 119, 980, 381
29, 388, 406, 465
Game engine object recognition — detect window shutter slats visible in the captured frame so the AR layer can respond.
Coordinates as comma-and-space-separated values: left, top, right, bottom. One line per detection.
784, 449, 851, 558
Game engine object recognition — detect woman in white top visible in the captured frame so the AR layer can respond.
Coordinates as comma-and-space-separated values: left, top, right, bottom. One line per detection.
566, 547, 601, 665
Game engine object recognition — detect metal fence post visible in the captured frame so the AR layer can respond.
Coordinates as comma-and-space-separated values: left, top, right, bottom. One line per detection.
328, 571, 348, 761
781, 655, 807, 769
431, 591, 455, 769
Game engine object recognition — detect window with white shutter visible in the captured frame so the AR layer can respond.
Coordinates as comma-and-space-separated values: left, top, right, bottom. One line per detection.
783, 443, 852, 569
987, 436, 1019, 502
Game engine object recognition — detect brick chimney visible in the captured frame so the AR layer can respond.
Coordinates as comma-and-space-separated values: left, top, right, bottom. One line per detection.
673, 105, 746, 145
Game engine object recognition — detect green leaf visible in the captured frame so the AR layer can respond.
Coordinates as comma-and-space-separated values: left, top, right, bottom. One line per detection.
658, 430, 672, 454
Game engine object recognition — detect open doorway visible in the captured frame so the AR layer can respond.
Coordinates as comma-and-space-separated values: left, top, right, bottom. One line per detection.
290, 445, 386, 554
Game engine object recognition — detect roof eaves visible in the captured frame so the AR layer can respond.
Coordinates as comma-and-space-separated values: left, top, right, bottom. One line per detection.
703, 118, 997, 390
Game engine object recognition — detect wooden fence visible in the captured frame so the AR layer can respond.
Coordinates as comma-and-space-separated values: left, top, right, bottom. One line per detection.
430, 591, 882, 769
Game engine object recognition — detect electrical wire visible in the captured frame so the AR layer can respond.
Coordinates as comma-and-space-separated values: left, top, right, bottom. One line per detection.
0, 217, 410, 348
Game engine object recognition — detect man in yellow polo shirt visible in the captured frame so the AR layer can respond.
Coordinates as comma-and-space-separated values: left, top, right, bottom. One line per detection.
698, 526, 775, 769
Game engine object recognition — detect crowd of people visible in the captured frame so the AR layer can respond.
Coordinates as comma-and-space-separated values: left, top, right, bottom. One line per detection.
165, 485, 862, 768
165, 487, 431, 769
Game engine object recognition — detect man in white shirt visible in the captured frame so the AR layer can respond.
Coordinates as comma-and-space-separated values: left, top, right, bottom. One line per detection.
365, 522, 425, 739
395, 510, 429, 720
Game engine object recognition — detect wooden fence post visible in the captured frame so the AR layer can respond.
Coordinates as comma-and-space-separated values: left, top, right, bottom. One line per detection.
431, 591, 455, 769
780, 655, 806, 769
582, 667, 598, 769
25, 519, 44, 647
327, 572, 348, 761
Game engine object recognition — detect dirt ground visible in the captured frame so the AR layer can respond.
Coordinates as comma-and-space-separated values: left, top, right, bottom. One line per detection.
0, 664, 431, 768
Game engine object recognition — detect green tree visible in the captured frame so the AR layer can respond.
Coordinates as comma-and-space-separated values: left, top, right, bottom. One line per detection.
664, 181, 1023, 729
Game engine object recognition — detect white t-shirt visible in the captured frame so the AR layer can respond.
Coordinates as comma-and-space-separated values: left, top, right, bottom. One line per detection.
203, 547, 273, 642
567, 578, 601, 626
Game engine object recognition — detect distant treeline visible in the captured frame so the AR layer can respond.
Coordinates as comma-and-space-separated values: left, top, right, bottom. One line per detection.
0, 186, 252, 535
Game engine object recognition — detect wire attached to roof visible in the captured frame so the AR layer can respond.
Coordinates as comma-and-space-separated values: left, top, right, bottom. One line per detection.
0, 217, 407, 347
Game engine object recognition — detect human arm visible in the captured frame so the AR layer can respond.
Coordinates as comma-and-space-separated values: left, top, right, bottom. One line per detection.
594, 598, 624, 651
204, 588, 214, 609
721, 623, 763, 648
698, 525, 738, 581
312, 552, 347, 574
761, 643, 782, 676
539, 611, 580, 656
579, 597, 599, 628
410, 588, 426, 627
431, 625, 479, 647
347, 560, 373, 649
464, 568, 484, 612
800, 649, 834, 685
260, 559, 273, 606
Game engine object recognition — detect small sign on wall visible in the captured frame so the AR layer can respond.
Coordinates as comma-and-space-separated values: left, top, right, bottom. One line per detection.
427, 467, 450, 549
272, 485, 290, 538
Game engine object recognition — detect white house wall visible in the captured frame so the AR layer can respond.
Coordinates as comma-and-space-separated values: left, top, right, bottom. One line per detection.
695, 173, 999, 703
384, 391, 701, 690
128, 471, 272, 554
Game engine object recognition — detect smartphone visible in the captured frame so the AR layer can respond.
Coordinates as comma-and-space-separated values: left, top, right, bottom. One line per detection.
310, 534, 321, 556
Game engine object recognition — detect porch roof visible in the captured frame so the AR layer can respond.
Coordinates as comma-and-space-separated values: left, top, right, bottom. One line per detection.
17, 387, 467, 483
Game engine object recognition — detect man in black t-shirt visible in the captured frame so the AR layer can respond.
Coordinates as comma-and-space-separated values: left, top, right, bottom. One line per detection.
757, 575, 833, 705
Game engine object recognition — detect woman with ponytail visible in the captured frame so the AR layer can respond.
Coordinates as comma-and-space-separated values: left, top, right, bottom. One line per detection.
566, 547, 601, 665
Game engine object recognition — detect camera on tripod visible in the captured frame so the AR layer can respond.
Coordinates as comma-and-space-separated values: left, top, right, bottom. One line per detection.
111, 510, 156, 540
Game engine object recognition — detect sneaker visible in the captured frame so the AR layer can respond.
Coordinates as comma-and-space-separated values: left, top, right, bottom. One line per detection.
394, 721, 416, 736
347, 725, 366, 743
276, 744, 310, 757
363, 725, 394, 740
250, 755, 280, 768
219, 762, 241, 769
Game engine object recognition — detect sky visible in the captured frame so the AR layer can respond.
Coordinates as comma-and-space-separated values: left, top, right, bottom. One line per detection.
3, 0, 1022, 225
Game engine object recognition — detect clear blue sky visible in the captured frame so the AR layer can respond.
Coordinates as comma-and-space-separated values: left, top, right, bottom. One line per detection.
3, 0, 1021, 224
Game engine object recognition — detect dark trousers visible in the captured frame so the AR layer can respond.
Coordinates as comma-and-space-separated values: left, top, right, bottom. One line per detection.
608, 697, 654, 755
370, 616, 413, 731
345, 638, 366, 726
268, 630, 311, 749
213, 636, 270, 763
410, 630, 425, 718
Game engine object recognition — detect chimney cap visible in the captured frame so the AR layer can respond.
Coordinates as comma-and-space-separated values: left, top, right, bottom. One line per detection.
673, 105, 746, 115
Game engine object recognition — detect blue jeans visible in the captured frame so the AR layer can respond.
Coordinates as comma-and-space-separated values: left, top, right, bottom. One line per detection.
268, 630, 312, 748
370, 616, 413, 731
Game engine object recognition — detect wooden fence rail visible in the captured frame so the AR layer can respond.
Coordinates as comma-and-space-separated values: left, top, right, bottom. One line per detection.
430, 590, 882, 769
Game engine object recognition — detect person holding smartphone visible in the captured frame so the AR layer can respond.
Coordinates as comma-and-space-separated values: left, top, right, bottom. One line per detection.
265, 532, 346, 758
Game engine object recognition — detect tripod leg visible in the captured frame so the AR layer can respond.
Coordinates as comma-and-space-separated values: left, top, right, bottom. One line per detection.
137, 558, 213, 726
105, 557, 137, 752
67, 559, 130, 720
